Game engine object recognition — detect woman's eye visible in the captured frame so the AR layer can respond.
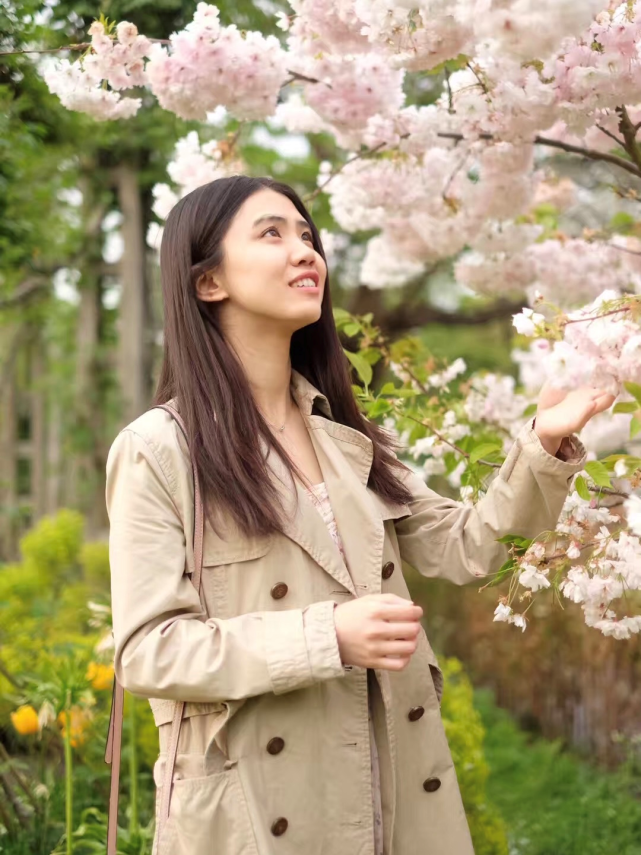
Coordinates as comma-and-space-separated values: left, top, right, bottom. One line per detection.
263, 227, 313, 243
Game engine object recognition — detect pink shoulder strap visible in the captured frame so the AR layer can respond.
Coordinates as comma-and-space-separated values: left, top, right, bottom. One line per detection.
105, 403, 205, 855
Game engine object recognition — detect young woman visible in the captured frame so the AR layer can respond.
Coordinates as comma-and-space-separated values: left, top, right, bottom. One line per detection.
106, 175, 612, 855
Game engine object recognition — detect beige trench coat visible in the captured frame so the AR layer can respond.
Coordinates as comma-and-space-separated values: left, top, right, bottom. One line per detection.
106, 369, 586, 855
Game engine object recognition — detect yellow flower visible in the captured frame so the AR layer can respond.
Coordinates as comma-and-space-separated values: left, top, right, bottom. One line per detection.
11, 704, 40, 736
57, 706, 93, 748
86, 661, 114, 691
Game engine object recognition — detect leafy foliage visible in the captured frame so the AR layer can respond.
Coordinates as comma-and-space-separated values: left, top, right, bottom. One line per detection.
440, 657, 509, 855
476, 689, 641, 855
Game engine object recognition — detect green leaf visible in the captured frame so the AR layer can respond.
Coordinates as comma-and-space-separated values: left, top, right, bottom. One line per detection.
522, 403, 538, 417
469, 442, 503, 465
343, 322, 361, 337
613, 401, 639, 414
624, 381, 641, 405
390, 388, 418, 398
485, 557, 518, 587
631, 417, 641, 439
496, 534, 533, 549
610, 211, 635, 233
367, 399, 393, 418
379, 382, 398, 395
574, 475, 591, 501
344, 349, 372, 388
584, 461, 612, 488
360, 347, 382, 365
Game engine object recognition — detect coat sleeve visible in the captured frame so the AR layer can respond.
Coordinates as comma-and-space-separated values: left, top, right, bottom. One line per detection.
393, 419, 587, 586
106, 428, 345, 703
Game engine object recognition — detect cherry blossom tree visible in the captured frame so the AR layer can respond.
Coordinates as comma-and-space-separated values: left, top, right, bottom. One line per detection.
33, 0, 641, 638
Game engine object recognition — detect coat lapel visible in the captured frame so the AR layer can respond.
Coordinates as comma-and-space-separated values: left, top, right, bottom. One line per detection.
264, 442, 358, 596
262, 370, 410, 596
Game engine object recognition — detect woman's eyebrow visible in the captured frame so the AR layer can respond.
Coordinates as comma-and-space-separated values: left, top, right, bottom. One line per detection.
252, 214, 310, 230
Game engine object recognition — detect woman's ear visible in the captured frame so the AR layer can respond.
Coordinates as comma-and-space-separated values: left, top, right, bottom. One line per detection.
196, 271, 228, 303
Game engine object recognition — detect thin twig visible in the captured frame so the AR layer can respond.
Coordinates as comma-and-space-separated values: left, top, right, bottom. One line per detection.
396, 364, 503, 468
596, 123, 626, 149
0, 658, 23, 689
0, 39, 171, 57
608, 242, 641, 258
304, 138, 394, 204
561, 304, 636, 326
586, 483, 630, 499
0, 773, 30, 830
0, 744, 40, 814
402, 411, 501, 467
465, 61, 489, 96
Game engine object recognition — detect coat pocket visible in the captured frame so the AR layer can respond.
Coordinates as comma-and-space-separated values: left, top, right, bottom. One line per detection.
153, 760, 259, 855
417, 628, 445, 706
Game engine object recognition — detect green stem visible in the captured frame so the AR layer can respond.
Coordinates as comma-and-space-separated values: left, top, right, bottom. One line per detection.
63, 690, 73, 855
128, 694, 139, 835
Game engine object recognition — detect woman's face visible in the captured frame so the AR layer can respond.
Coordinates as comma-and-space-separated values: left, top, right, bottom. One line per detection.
198, 188, 327, 332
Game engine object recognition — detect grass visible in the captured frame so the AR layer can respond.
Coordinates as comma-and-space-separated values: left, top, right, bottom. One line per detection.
475, 689, 641, 855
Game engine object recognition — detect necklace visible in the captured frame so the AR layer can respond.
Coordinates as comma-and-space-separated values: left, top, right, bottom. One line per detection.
264, 394, 292, 433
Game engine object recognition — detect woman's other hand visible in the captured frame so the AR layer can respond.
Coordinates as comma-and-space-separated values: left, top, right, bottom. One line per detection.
334, 593, 423, 671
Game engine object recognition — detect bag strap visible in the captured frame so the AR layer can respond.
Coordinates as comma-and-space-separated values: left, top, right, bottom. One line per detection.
105, 403, 205, 855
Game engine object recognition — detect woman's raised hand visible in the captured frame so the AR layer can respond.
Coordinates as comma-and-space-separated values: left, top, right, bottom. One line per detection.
534, 382, 616, 456
334, 593, 424, 671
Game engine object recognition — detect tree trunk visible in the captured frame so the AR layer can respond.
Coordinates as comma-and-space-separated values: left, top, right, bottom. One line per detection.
67, 169, 110, 534
0, 335, 18, 561
115, 163, 149, 424
30, 341, 46, 521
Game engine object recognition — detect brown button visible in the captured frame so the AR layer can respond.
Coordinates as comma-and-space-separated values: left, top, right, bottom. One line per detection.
408, 706, 425, 722
271, 817, 288, 836
270, 582, 288, 599
382, 561, 395, 580
266, 737, 285, 755
423, 777, 441, 793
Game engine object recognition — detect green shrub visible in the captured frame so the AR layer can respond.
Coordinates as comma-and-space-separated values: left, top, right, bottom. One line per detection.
440, 657, 509, 855
476, 689, 641, 855
19, 509, 85, 584
80, 541, 111, 589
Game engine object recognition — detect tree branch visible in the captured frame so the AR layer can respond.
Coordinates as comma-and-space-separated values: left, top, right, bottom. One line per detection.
0, 279, 49, 310
616, 105, 641, 174
384, 295, 525, 335
436, 131, 641, 179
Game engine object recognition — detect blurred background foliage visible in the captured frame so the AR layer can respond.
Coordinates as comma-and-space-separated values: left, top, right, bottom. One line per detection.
1, 0, 640, 853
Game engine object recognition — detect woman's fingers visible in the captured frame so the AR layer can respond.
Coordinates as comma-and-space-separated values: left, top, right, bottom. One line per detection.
376, 601, 423, 622
379, 639, 419, 657
376, 621, 422, 641
593, 392, 616, 413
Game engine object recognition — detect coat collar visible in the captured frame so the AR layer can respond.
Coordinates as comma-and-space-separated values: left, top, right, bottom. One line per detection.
289, 368, 333, 419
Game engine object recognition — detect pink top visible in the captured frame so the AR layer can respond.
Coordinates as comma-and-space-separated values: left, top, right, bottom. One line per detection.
305, 481, 384, 855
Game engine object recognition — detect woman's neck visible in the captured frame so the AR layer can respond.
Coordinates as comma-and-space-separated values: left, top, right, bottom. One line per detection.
226, 323, 294, 424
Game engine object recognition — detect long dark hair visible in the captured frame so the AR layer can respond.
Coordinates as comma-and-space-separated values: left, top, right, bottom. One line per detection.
154, 175, 413, 539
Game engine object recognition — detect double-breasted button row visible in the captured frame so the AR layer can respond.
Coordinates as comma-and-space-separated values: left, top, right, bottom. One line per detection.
267, 738, 288, 834
382, 561, 395, 579
407, 706, 439, 792
270, 582, 288, 599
